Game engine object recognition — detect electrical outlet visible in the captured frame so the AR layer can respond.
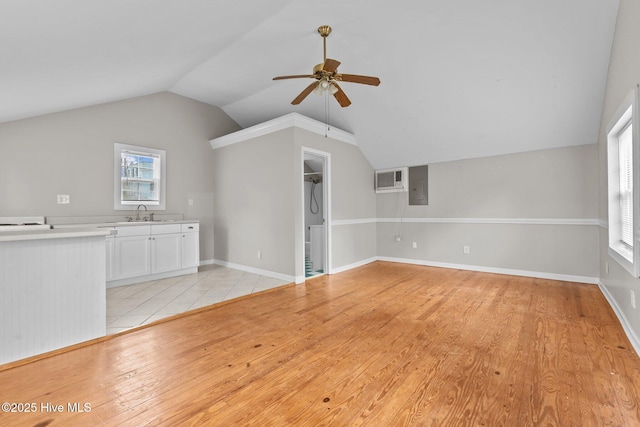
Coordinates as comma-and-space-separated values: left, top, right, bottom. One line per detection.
57, 194, 70, 204
463, 245, 470, 254
257, 250, 262, 260
188, 199, 194, 206
631, 290, 636, 309
605, 261, 609, 274
412, 242, 417, 249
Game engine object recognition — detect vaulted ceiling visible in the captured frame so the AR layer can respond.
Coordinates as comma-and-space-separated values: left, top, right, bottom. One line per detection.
0, 0, 619, 169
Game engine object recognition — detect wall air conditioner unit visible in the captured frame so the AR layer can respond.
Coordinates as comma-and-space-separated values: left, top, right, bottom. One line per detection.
375, 167, 408, 193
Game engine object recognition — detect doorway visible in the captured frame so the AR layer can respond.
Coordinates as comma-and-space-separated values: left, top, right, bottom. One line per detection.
302, 148, 330, 279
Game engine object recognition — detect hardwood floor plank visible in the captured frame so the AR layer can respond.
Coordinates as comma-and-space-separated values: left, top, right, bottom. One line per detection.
1, 262, 640, 426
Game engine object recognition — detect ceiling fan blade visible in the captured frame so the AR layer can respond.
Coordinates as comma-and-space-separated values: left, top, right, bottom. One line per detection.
273, 74, 316, 80
322, 58, 341, 73
332, 83, 351, 107
292, 82, 319, 105
337, 74, 381, 86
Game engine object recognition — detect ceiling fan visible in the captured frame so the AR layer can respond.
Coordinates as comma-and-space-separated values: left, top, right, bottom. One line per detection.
273, 25, 381, 107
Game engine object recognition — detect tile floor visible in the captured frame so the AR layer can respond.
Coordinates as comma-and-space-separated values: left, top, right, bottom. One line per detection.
106, 264, 290, 335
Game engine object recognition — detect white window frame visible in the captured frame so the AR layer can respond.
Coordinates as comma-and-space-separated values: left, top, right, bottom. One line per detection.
114, 143, 166, 210
607, 87, 640, 277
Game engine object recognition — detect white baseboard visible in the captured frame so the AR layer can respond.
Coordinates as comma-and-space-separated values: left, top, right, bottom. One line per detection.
331, 257, 378, 275
211, 256, 597, 286
597, 281, 640, 357
199, 259, 214, 266
212, 259, 295, 283
376, 256, 599, 284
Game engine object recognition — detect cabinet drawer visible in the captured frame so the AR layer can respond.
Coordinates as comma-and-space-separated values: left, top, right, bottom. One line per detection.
181, 223, 199, 232
115, 225, 151, 237
151, 224, 182, 235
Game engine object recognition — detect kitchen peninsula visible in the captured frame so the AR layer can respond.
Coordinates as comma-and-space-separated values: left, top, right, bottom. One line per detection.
0, 227, 110, 365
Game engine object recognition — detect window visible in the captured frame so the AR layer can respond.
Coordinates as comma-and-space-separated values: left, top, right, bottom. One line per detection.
607, 88, 639, 277
114, 143, 166, 210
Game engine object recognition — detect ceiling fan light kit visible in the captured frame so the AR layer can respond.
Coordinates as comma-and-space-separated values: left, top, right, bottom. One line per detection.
313, 79, 338, 96
273, 25, 380, 107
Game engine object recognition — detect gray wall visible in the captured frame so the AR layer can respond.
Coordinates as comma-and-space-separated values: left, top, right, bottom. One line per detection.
0, 92, 240, 261
211, 126, 377, 280
211, 120, 598, 282
597, 0, 640, 344
377, 144, 599, 280
212, 128, 296, 276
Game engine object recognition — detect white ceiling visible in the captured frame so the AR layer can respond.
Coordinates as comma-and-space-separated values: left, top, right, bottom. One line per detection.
0, 0, 619, 169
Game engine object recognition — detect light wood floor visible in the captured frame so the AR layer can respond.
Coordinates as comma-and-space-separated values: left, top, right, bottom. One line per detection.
1, 262, 639, 426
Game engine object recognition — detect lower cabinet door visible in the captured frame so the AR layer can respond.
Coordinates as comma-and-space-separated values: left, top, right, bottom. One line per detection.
182, 232, 200, 269
115, 236, 151, 279
151, 233, 182, 274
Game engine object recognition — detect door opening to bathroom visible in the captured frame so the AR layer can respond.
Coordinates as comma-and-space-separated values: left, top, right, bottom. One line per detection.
302, 149, 329, 279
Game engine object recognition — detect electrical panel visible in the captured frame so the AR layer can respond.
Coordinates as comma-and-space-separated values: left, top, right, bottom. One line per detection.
408, 165, 428, 205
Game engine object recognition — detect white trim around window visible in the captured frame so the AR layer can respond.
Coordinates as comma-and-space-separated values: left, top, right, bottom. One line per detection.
607, 87, 640, 277
114, 143, 166, 211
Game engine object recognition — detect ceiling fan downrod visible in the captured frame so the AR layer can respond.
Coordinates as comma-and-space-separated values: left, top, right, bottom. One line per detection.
318, 25, 331, 62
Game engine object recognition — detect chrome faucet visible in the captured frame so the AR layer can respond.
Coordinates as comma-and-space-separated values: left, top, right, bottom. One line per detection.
135, 204, 147, 221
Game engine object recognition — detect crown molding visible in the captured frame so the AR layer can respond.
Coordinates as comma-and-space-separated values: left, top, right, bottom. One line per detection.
210, 113, 357, 150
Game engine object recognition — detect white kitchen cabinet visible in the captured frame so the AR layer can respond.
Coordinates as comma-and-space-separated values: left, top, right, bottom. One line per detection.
151, 233, 182, 273
181, 223, 199, 269
150, 223, 182, 274
108, 222, 199, 287
115, 235, 152, 279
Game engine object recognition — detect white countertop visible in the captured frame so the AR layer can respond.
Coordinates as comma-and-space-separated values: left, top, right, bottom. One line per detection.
0, 227, 112, 243
52, 220, 199, 229
0, 220, 200, 242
